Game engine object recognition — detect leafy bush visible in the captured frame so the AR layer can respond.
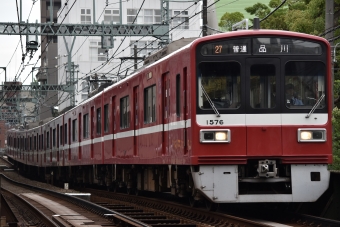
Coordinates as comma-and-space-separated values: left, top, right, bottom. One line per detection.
330, 107, 340, 170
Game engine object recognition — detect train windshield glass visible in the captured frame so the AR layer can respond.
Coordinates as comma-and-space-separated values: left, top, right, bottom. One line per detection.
284, 61, 326, 109
250, 64, 276, 109
198, 62, 241, 109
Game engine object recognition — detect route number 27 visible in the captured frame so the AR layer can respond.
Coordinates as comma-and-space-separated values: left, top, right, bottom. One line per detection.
207, 120, 224, 125
214, 45, 222, 54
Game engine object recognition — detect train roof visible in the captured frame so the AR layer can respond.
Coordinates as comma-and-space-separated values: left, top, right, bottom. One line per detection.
8, 29, 330, 135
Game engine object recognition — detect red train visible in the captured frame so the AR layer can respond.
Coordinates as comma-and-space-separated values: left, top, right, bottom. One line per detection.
7, 29, 332, 208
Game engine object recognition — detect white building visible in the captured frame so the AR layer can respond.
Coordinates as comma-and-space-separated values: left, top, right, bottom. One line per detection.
57, 0, 208, 111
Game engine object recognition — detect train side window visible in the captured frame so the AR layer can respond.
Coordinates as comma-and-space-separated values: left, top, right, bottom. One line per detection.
120, 96, 130, 129
30, 137, 32, 150
34, 136, 36, 150
57, 125, 59, 147
144, 85, 156, 124
60, 125, 63, 145
53, 128, 56, 147
104, 104, 109, 133
41, 134, 44, 149
64, 123, 68, 144
97, 108, 102, 135
47, 131, 50, 148
176, 74, 180, 117
83, 114, 89, 138
72, 119, 77, 141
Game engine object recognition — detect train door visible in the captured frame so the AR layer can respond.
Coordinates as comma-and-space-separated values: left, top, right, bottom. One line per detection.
111, 96, 116, 157
245, 58, 282, 156
91, 106, 94, 159
183, 68, 188, 155
133, 86, 139, 156
162, 72, 170, 156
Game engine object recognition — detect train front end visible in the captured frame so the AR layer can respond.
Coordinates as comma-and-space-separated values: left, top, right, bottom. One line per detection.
190, 30, 332, 203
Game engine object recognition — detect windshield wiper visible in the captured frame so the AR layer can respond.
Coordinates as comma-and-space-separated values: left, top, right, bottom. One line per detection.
201, 84, 220, 117
305, 94, 325, 118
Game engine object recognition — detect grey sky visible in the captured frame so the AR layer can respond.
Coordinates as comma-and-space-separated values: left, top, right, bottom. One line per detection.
0, 0, 41, 85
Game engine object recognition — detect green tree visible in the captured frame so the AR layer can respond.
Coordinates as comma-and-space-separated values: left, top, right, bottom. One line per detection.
331, 107, 340, 170
245, 0, 289, 30
218, 12, 244, 31
284, 0, 325, 35
245, 2, 271, 19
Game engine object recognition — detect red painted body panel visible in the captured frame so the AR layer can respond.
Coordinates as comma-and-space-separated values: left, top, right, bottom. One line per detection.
247, 126, 282, 156
7, 30, 333, 169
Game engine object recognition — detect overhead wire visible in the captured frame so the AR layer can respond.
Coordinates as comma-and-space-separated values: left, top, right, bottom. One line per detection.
101, 0, 218, 78
85, 1, 200, 77
12, 0, 72, 84
0, 0, 77, 113
36, 1, 205, 115
56, 0, 147, 110
84, 0, 148, 76
15, 0, 25, 80
21, 0, 222, 117
0, 0, 37, 78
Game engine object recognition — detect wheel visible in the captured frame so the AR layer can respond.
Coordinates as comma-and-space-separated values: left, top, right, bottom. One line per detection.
113, 184, 118, 193
127, 188, 132, 195
205, 199, 218, 211
189, 196, 198, 207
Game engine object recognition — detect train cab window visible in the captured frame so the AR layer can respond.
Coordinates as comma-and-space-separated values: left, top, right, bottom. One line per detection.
250, 64, 276, 109
144, 85, 156, 124
104, 104, 109, 132
83, 114, 89, 138
97, 108, 102, 135
198, 62, 241, 109
120, 96, 130, 128
72, 119, 77, 141
284, 61, 326, 109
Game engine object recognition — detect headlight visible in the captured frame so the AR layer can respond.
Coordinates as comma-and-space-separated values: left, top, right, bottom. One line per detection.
200, 129, 230, 143
215, 132, 227, 141
297, 128, 326, 142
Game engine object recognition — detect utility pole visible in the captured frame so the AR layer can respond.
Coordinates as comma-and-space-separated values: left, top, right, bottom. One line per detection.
202, 0, 207, 36
134, 45, 138, 70
326, 0, 334, 107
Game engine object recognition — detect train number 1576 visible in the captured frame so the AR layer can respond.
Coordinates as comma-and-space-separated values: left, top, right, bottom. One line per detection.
207, 120, 224, 125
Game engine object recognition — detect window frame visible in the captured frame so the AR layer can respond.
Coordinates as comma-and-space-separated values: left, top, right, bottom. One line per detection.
96, 108, 102, 135
72, 119, 77, 142
104, 104, 109, 132
120, 96, 130, 129
144, 85, 156, 124
81, 8, 91, 24
83, 113, 89, 138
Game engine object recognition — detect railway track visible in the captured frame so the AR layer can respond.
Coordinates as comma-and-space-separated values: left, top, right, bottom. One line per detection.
0, 173, 146, 226
1, 158, 339, 227
89, 191, 268, 227
82, 187, 340, 227
0, 169, 272, 227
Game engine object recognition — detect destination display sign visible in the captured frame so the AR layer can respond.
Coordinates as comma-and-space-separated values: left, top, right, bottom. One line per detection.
200, 39, 250, 55
200, 37, 322, 56
252, 37, 322, 55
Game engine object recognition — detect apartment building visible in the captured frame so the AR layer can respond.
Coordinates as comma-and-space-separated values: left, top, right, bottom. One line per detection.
56, 0, 209, 111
